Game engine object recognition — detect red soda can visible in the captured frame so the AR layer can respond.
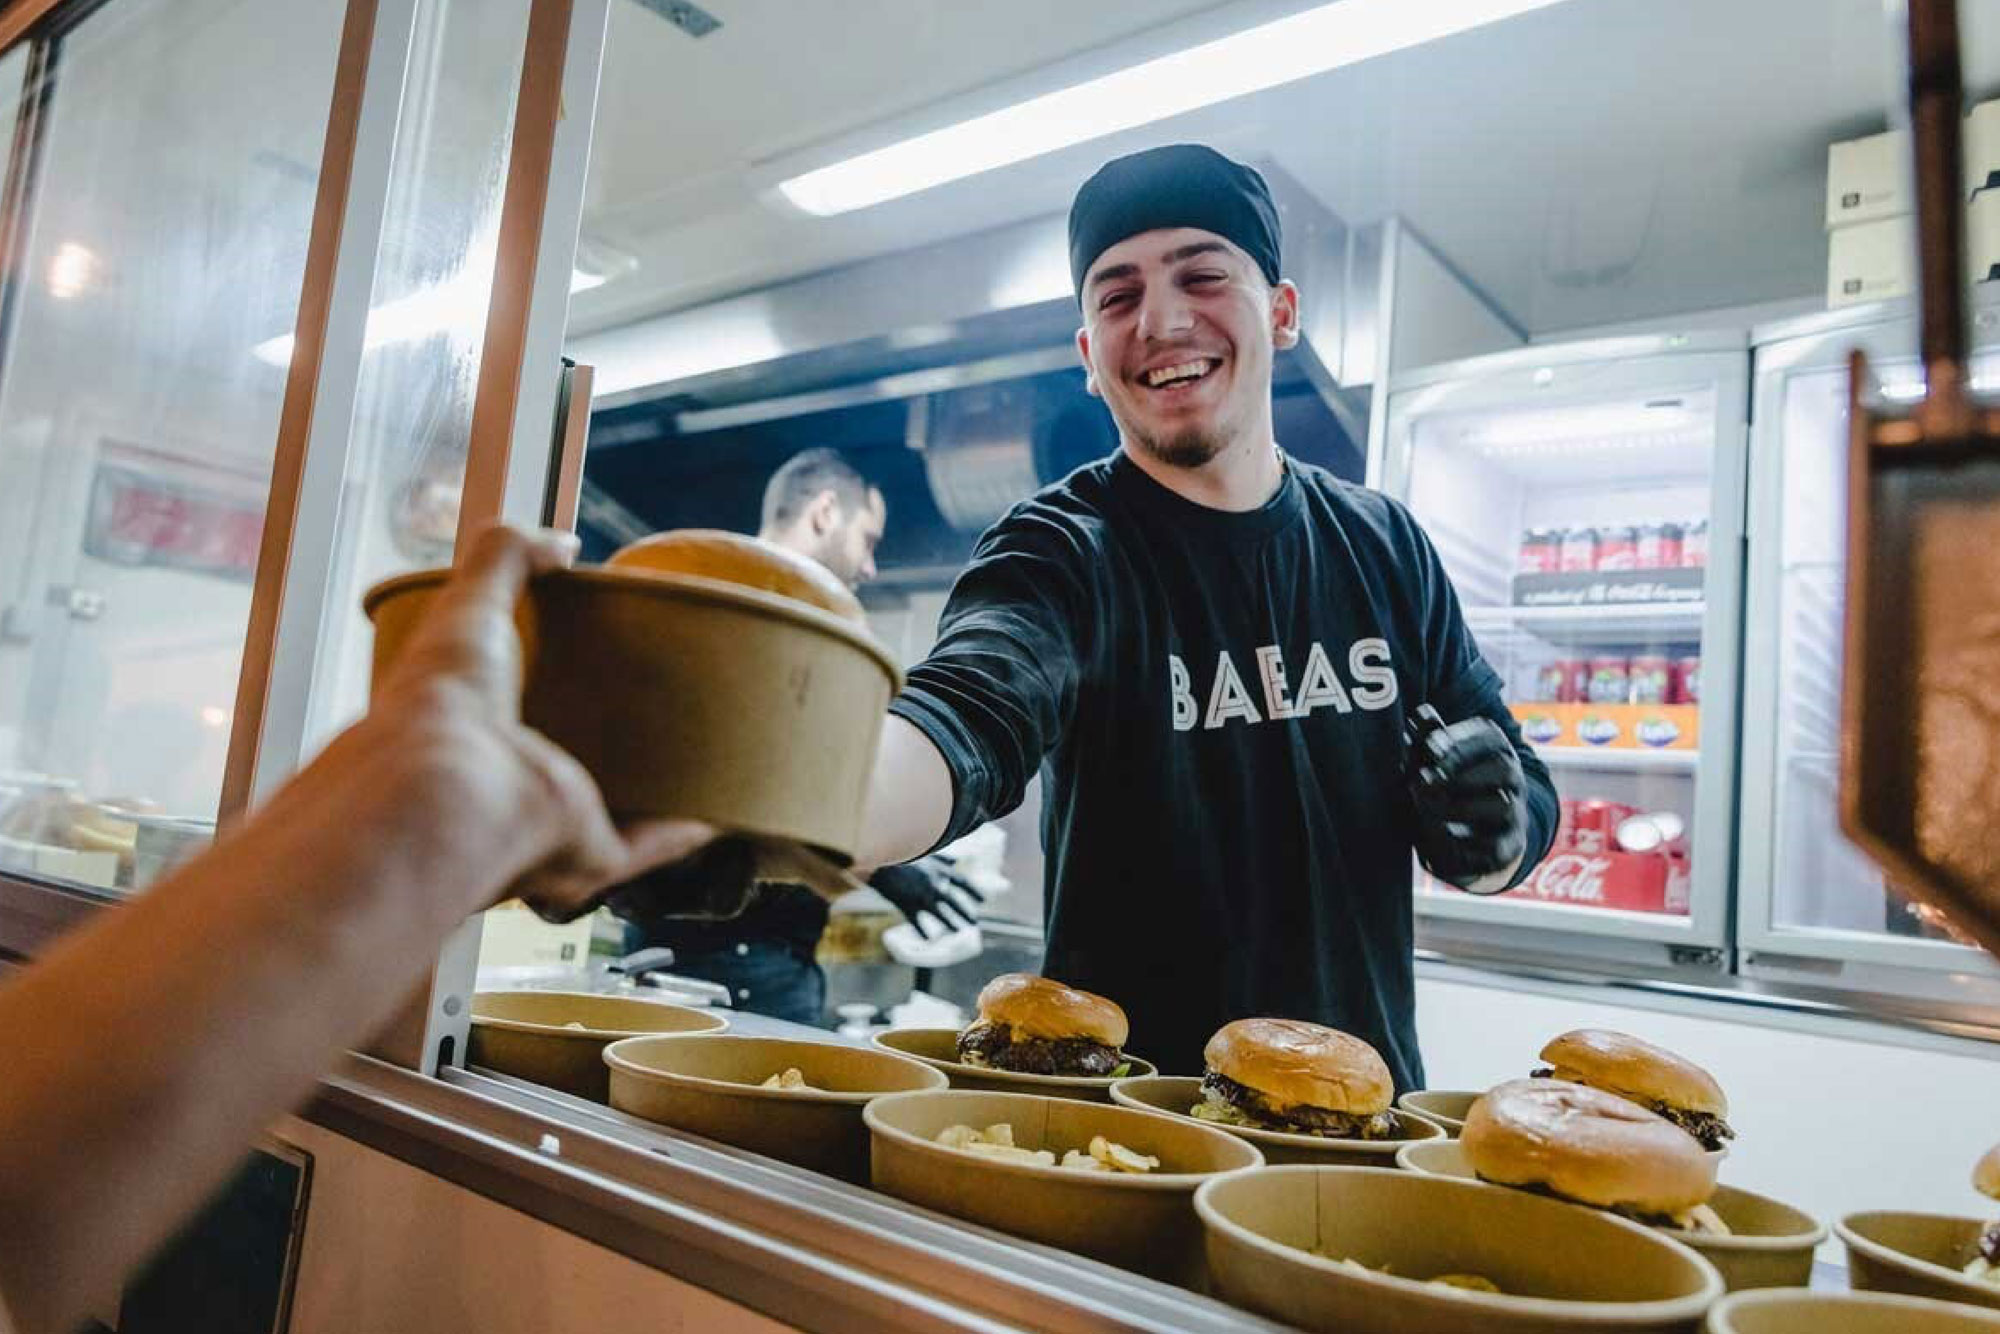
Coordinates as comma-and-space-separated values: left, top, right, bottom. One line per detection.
1573, 799, 1617, 853
1681, 519, 1709, 568
1554, 799, 1579, 853
1587, 657, 1630, 704
1629, 654, 1670, 705
1558, 527, 1597, 573
1635, 522, 1684, 570
1673, 654, 1701, 704
1595, 524, 1639, 572
1518, 528, 1560, 574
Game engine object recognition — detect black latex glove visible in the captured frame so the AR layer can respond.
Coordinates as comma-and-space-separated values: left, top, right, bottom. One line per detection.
869, 858, 985, 938
1407, 708, 1528, 890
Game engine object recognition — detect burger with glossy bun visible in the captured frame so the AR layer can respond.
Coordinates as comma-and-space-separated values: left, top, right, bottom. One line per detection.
609, 529, 865, 623
1963, 1142, 2000, 1284
1532, 1029, 1735, 1151
955, 974, 1130, 1077
1464, 1078, 1729, 1234
1191, 1018, 1397, 1139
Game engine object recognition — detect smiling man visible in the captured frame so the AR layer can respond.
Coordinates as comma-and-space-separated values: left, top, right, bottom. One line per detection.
854, 144, 1557, 1088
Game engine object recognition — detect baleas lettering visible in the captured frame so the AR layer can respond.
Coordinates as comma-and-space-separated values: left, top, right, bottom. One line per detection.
1168, 639, 1398, 732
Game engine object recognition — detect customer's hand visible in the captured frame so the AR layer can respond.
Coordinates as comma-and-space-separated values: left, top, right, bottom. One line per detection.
1408, 714, 1527, 890
870, 857, 984, 938
371, 523, 715, 919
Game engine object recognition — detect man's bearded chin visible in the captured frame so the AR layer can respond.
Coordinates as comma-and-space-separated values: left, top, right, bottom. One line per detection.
1132, 423, 1228, 469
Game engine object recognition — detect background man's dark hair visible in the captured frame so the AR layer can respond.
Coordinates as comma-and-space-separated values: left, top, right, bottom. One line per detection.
761, 447, 870, 532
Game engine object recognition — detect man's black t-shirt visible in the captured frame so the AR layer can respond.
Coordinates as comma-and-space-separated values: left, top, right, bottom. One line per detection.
889, 450, 1556, 1090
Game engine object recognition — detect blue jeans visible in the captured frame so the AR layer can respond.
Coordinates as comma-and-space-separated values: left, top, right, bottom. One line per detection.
666, 940, 826, 1027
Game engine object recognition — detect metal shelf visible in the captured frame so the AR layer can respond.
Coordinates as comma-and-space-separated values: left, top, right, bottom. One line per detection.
1535, 746, 1700, 773
1467, 601, 1707, 647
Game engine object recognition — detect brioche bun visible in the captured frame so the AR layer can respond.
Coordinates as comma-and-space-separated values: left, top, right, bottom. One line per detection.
609, 529, 863, 623
1539, 1029, 1728, 1116
975, 973, 1127, 1046
1464, 1078, 1718, 1217
1205, 1018, 1393, 1116
1976, 1143, 2000, 1201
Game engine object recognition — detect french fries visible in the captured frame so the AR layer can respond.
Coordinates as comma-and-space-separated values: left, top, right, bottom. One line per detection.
934, 1124, 1159, 1173
760, 1067, 813, 1090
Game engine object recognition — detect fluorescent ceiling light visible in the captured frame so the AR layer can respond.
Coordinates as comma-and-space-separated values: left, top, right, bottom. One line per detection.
254, 267, 605, 366
779, 0, 1572, 217
47, 241, 98, 300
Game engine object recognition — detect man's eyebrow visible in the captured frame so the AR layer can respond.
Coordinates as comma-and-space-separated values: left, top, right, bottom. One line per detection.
1086, 262, 1139, 292
1163, 241, 1232, 265
1087, 242, 1237, 293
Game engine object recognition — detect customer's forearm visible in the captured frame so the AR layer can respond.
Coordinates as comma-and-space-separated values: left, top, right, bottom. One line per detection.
852, 715, 956, 870
0, 712, 545, 1334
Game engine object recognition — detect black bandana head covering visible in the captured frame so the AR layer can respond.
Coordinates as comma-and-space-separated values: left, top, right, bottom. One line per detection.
1068, 143, 1282, 302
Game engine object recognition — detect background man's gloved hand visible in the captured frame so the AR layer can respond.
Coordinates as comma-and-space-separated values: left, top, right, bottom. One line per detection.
869, 857, 985, 938
1408, 713, 1528, 890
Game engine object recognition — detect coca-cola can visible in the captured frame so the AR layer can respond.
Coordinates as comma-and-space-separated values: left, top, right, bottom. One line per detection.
1558, 527, 1597, 573
1595, 524, 1639, 572
1681, 518, 1709, 568
1635, 522, 1683, 570
1572, 799, 1627, 853
1629, 654, 1671, 705
1518, 527, 1561, 574
1587, 657, 1630, 704
1672, 654, 1701, 704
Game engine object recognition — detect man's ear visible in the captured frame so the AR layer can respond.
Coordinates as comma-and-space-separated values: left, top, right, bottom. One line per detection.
1076, 326, 1099, 397
1270, 280, 1302, 351
806, 489, 841, 536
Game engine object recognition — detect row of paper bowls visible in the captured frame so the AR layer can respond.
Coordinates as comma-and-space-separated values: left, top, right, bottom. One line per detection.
468, 993, 2000, 1330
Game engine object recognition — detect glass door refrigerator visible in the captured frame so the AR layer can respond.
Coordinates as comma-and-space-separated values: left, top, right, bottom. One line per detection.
1736, 292, 2000, 1027
1377, 332, 1750, 979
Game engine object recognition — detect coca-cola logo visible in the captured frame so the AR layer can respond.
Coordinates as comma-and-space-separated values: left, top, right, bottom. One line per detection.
1521, 713, 1563, 744
1635, 717, 1682, 748
1526, 854, 1611, 902
1577, 715, 1621, 746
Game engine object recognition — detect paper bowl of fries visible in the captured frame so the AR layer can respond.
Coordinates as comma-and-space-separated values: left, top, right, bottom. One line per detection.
864, 1088, 1263, 1282
1198, 1165, 1721, 1334
1112, 1074, 1445, 1166
605, 1034, 944, 1182
1837, 1211, 2000, 1312
468, 990, 726, 1102
1396, 1139, 1823, 1293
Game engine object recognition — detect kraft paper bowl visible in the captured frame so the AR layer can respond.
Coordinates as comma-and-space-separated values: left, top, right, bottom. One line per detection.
1111, 1074, 1446, 1166
1395, 1139, 1822, 1293
1399, 1089, 1482, 1137
869, 1027, 1156, 1103
605, 1034, 944, 1182
468, 990, 726, 1102
364, 566, 901, 862
864, 1088, 1262, 1282
1707, 1288, 2000, 1332
1198, 1165, 1723, 1333
1838, 1211, 2000, 1311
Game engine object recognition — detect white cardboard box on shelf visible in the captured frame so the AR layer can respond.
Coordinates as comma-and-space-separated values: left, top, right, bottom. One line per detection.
1827, 101, 2000, 228
1970, 99, 2000, 197
1827, 213, 1913, 307
1828, 129, 1910, 228
1975, 188, 2000, 284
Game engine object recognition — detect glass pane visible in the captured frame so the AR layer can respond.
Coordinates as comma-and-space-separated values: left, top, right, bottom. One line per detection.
0, 0, 344, 892
1404, 377, 1716, 922
298, 0, 533, 754
1769, 351, 2000, 944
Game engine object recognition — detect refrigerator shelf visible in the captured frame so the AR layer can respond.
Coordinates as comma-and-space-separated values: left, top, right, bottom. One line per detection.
1534, 745, 1700, 773
1467, 601, 1706, 647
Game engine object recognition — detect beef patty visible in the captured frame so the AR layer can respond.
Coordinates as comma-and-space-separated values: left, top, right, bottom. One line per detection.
1200, 1070, 1397, 1139
955, 1019, 1121, 1076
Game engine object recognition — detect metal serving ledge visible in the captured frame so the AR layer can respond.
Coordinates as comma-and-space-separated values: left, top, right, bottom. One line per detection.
301, 1026, 1294, 1334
